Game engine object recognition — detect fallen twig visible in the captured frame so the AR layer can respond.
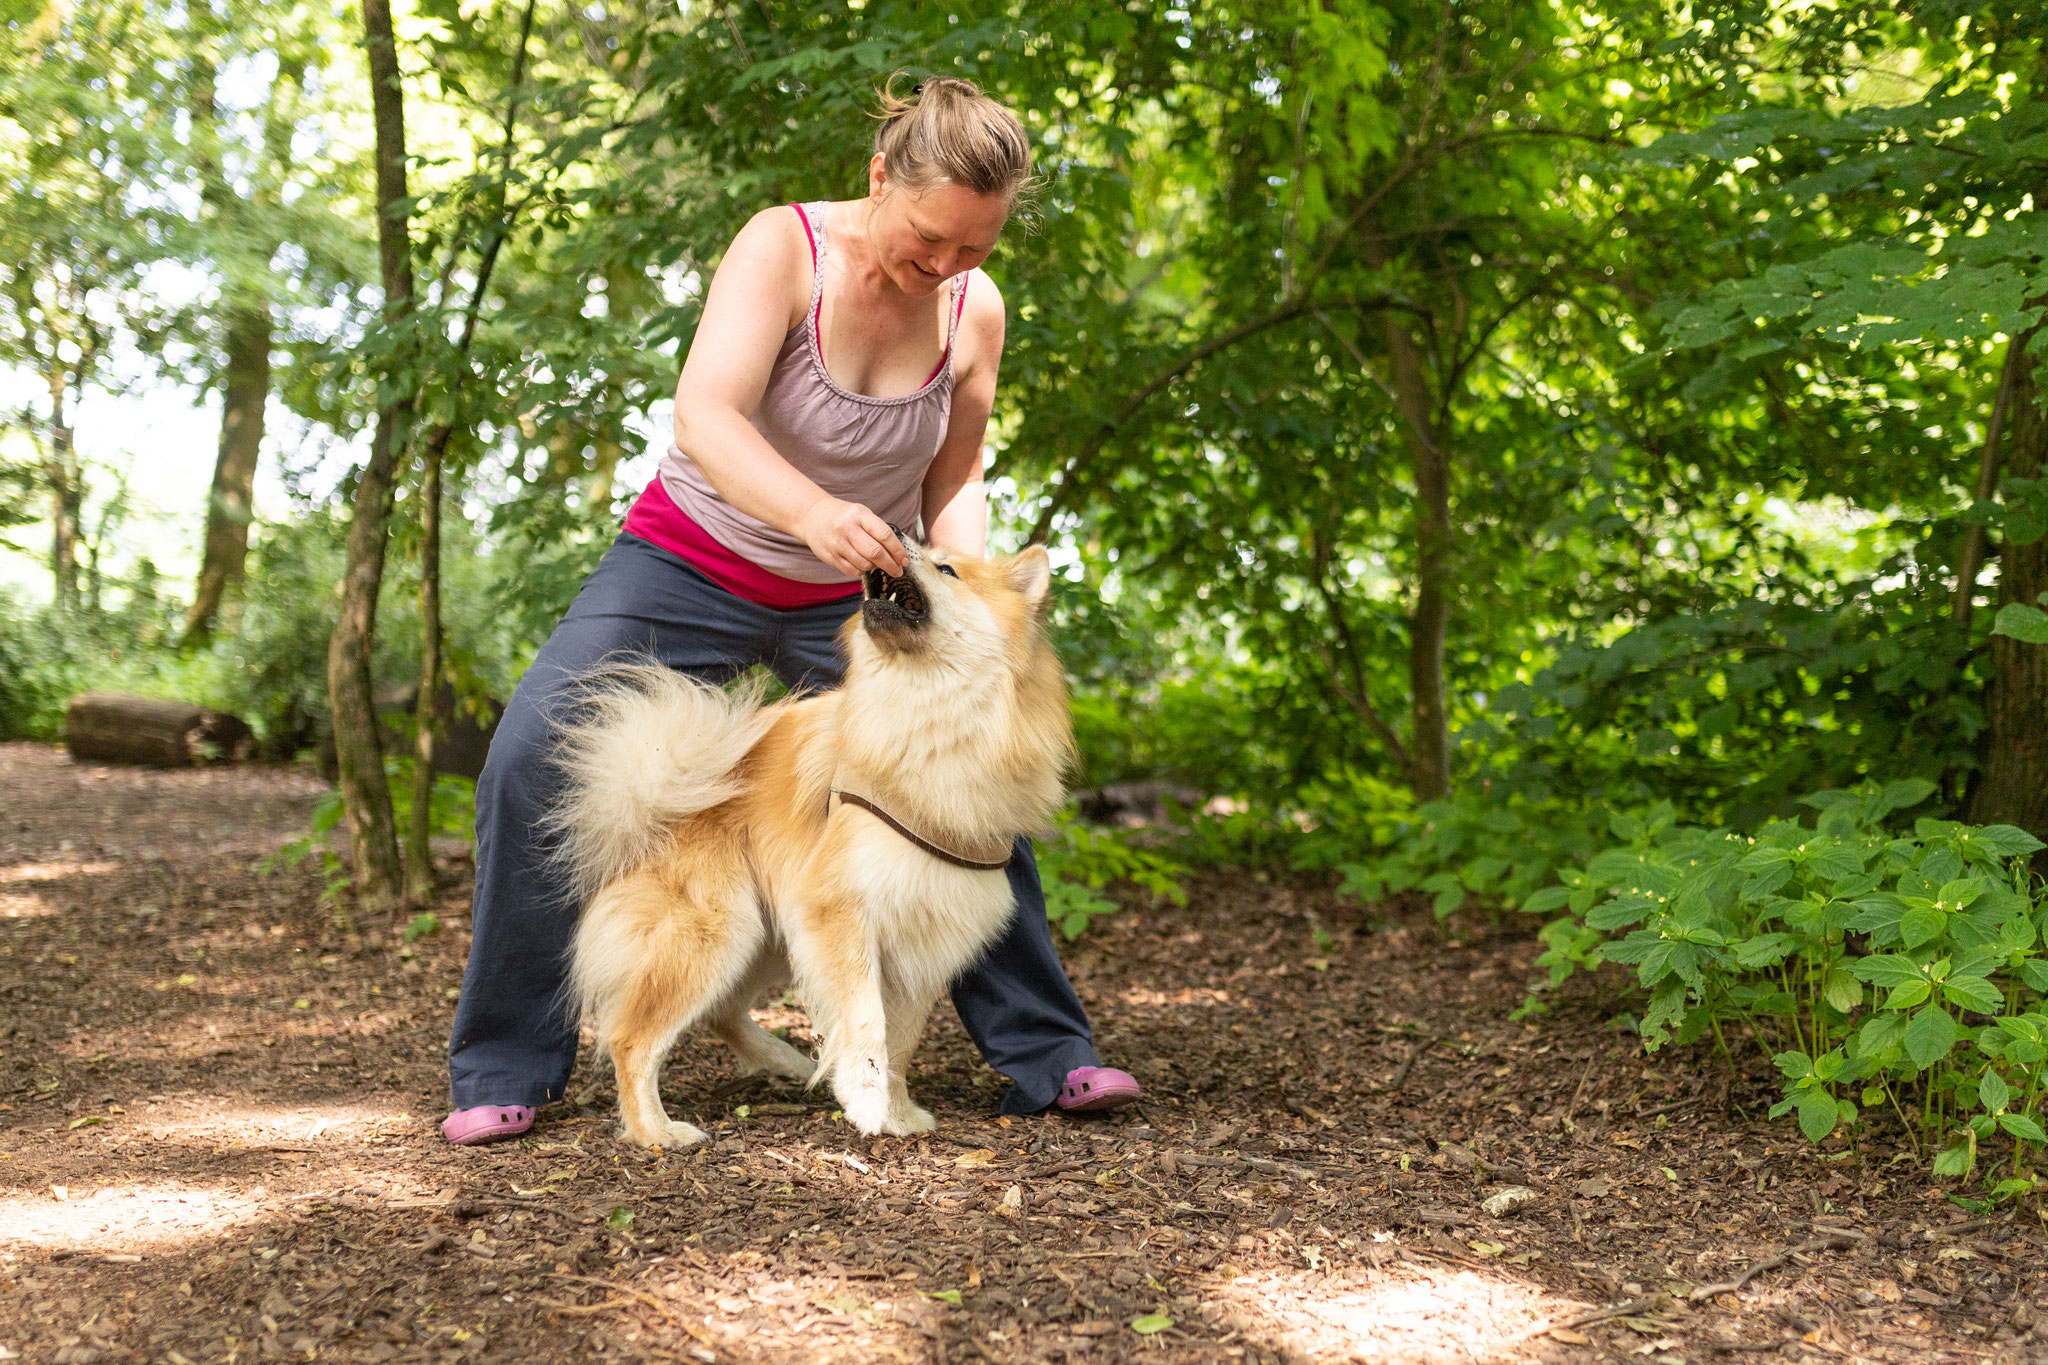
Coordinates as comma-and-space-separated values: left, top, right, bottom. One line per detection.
1635, 1097, 1701, 1119
1689, 1232, 1861, 1301
1525, 1295, 1667, 1338
1383, 1036, 1443, 1093
548, 1272, 671, 1321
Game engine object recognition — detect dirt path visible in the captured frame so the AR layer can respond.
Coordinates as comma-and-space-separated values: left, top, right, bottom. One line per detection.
0, 741, 2040, 1364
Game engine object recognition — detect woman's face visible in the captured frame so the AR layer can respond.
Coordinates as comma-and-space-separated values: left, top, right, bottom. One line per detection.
864, 154, 1010, 296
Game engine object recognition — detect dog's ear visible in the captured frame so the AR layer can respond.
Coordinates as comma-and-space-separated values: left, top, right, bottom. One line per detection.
1007, 545, 1052, 613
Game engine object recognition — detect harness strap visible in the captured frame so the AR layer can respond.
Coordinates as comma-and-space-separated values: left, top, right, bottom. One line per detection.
832, 788, 1014, 871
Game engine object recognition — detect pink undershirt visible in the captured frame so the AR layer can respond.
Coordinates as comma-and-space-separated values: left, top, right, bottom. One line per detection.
623, 202, 969, 612
623, 476, 863, 609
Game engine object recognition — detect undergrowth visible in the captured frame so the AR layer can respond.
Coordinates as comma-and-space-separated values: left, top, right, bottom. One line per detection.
1522, 778, 2048, 1184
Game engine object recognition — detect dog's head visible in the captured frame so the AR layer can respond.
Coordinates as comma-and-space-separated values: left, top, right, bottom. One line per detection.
840, 533, 1071, 820
853, 533, 1054, 665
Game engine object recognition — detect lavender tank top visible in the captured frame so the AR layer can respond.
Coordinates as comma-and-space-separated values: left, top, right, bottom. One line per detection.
654, 202, 968, 584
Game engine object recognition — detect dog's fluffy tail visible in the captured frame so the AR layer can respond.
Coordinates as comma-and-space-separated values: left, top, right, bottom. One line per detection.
543, 664, 775, 905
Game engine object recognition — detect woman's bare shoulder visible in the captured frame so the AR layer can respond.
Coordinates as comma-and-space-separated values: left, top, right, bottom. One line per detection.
716, 206, 815, 330
956, 269, 1007, 375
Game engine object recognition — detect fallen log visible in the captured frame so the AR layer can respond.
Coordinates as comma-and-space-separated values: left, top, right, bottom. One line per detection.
63, 692, 254, 768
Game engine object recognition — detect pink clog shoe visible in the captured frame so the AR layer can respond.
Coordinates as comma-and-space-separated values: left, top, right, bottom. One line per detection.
1057, 1066, 1142, 1113
441, 1105, 535, 1146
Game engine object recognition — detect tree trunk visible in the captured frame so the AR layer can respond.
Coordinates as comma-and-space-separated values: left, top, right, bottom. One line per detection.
1379, 311, 1454, 803
406, 444, 442, 907
326, 0, 414, 916
183, 300, 271, 645
1969, 344, 2048, 837
42, 366, 82, 612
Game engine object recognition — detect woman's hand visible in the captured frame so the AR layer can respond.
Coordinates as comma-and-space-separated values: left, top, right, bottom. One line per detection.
796, 496, 910, 577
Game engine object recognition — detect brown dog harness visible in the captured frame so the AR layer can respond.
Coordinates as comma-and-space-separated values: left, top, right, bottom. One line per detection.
831, 789, 1015, 871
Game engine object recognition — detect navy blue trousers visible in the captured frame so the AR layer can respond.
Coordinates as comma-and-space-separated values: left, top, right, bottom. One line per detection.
448, 532, 1099, 1116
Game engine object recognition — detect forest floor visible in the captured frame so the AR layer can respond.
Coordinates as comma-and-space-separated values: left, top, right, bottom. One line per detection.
1, 741, 2044, 1365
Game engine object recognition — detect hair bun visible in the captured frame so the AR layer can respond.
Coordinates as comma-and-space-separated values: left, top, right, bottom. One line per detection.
871, 72, 1036, 208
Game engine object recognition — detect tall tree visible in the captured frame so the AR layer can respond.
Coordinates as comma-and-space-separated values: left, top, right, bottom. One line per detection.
327, 0, 415, 915
180, 1, 311, 646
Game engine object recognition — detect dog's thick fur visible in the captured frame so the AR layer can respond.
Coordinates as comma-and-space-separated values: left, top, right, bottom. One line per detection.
549, 542, 1071, 1147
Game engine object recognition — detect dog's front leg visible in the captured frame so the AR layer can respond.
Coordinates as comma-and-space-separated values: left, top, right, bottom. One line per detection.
883, 986, 939, 1135
790, 904, 896, 1136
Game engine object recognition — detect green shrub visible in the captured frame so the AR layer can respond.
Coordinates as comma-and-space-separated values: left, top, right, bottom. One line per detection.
1525, 778, 2048, 1179
1037, 807, 1188, 940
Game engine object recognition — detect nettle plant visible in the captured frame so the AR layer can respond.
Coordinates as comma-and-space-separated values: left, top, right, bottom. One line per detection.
1524, 780, 2048, 1181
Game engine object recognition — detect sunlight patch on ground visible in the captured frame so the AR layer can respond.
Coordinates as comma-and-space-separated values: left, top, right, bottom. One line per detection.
1118, 986, 1241, 1009
0, 891, 55, 919
117, 1100, 420, 1148
637, 1268, 933, 1365
0, 1182, 264, 1255
1209, 1263, 1575, 1363
0, 860, 121, 885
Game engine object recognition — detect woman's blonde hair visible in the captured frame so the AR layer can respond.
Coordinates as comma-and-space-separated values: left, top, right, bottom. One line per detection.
872, 75, 1035, 208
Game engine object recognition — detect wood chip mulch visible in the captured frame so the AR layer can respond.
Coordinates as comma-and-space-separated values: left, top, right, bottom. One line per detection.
1, 739, 2043, 1363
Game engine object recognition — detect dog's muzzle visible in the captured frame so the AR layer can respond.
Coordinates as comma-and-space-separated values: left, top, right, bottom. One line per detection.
861, 566, 929, 630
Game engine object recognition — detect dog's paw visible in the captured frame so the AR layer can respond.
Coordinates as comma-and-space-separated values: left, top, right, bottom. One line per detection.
837, 1087, 893, 1137
619, 1118, 709, 1151
884, 1102, 937, 1136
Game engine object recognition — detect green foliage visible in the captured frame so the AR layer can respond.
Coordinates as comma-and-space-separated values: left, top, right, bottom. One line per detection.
267, 761, 475, 909
1037, 808, 1188, 941
1528, 779, 2048, 1179
1315, 782, 1607, 924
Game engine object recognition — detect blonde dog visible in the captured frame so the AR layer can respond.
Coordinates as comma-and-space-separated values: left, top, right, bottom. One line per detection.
547, 540, 1071, 1147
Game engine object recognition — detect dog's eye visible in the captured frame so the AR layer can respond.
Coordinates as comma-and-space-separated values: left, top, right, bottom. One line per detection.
935, 564, 959, 578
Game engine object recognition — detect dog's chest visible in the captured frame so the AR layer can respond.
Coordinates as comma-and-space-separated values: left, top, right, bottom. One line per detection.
843, 826, 1018, 969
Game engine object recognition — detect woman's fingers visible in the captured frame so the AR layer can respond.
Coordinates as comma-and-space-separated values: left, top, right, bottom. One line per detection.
799, 497, 910, 576
854, 509, 909, 573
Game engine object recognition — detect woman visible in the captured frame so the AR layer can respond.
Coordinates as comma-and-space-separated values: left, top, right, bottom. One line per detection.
442, 78, 1141, 1145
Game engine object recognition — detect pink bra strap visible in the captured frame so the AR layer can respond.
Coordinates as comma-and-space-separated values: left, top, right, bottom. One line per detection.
790, 202, 818, 268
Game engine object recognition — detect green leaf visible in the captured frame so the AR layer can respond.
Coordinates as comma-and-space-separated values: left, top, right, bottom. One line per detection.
1943, 974, 2005, 1016
1972, 825, 2047, 860
403, 912, 442, 942
1807, 846, 1867, 882
1884, 979, 1933, 1012
1849, 954, 1927, 988
1904, 1005, 1961, 1069
1932, 1143, 1975, 1178
1822, 968, 1863, 1014
606, 1206, 635, 1231
1587, 896, 1658, 930
2021, 960, 2048, 994
1521, 885, 1572, 914
1773, 1050, 1814, 1079
1900, 903, 1947, 950
1734, 932, 1797, 968
1980, 1070, 2012, 1114
1937, 878, 1986, 909
2000, 1113, 2048, 1143
1855, 1012, 1908, 1059
1129, 1314, 1174, 1335
926, 1289, 964, 1306
1990, 603, 2048, 644
1795, 1088, 1839, 1142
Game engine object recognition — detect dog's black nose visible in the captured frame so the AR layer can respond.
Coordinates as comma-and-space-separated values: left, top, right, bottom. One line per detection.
884, 523, 911, 548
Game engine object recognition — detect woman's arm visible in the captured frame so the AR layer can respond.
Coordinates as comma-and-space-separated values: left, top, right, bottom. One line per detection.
672, 208, 907, 576
922, 274, 1006, 557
